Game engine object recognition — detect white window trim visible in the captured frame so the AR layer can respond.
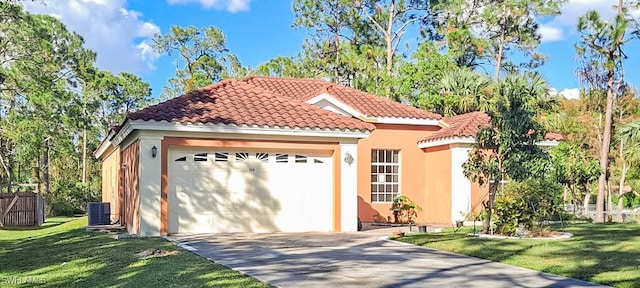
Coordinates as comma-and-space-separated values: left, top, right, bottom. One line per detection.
370, 149, 401, 203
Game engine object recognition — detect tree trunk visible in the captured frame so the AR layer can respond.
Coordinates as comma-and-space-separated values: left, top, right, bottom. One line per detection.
596, 70, 615, 223
484, 181, 498, 234
494, 27, 506, 79
384, 1, 395, 98
333, 26, 340, 83
583, 192, 591, 218
615, 121, 626, 223
607, 180, 612, 221
617, 163, 627, 222
43, 138, 50, 196
82, 128, 87, 184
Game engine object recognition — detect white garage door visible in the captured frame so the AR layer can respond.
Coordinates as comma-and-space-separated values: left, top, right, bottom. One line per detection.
168, 148, 334, 234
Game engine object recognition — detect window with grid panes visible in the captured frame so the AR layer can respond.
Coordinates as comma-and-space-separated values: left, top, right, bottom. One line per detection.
371, 150, 399, 202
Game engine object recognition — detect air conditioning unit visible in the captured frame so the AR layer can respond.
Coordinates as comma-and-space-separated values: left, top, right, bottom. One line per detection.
87, 202, 111, 226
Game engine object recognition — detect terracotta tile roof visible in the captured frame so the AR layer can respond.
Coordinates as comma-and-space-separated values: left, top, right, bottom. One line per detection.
419, 111, 563, 143
243, 76, 441, 120
127, 79, 375, 132
544, 132, 563, 141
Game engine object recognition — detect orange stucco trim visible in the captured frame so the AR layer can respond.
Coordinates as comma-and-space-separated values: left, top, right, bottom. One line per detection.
333, 146, 341, 232
121, 141, 140, 234
159, 137, 340, 235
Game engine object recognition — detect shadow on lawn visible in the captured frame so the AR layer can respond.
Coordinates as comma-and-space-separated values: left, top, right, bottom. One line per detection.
414, 224, 640, 287
0, 217, 76, 231
0, 227, 266, 288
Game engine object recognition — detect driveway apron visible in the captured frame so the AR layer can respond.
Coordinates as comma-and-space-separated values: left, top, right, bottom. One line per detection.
169, 229, 605, 288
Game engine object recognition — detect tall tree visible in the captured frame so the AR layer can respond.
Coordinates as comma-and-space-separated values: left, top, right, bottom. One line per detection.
355, 0, 433, 97
396, 42, 458, 111
294, 0, 431, 99
575, 0, 631, 222
0, 3, 140, 215
255, 56, 308, 78
152, 26, 245, 100
92, 71, 152, 129
1, 10, 90, 195
463, 73, 550, 233
293, 0, 362, 83
433, 0, 565, 77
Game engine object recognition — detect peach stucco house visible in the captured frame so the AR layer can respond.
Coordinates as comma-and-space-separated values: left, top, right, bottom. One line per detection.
95, 76, 561, 236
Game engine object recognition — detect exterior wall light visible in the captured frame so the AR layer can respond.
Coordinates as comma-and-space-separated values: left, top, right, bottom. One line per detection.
151, 145, 157, 158
343, 151, 354, 165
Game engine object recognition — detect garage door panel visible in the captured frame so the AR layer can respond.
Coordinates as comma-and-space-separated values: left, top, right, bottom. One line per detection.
169, 149, 333, 234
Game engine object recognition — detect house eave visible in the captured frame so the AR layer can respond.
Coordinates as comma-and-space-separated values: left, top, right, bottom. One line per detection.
110, 120, 372, 147
94, 130, 116, 159
372, 116, 440, 126
418, 137, 562, 149
418, 137, 476, 149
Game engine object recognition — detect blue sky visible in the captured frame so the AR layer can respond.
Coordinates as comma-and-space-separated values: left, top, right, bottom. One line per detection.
23, 0, 640, 100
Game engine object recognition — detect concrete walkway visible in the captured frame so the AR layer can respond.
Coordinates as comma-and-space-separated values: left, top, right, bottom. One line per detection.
169, 227, 605, 288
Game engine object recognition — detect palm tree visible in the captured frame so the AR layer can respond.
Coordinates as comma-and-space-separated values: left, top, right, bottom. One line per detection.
615, 120, 640, 221
439, 68, 492, 116
576, 0, 629, 223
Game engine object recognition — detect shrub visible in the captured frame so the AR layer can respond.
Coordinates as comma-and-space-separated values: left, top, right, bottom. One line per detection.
390, 195, 422, 224
47, 180, 100, 216
493, 179, 563, 235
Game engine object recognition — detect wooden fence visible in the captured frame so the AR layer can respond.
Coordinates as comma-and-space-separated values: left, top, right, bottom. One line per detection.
0, 193, 45, 227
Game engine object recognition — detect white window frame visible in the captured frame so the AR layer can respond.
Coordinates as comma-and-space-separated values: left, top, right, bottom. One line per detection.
370, 149, 400, 203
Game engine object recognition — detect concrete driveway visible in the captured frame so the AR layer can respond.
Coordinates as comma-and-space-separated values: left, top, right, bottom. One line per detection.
168, 228, 604, 288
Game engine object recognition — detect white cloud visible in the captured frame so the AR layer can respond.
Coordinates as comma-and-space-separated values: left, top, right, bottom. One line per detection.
538, 24, 564, 43
559, 88, 580, 99
549, 88, 580, 99
167, 0, 251, 12
23, 0, 160, 74
541, 0, 640, 40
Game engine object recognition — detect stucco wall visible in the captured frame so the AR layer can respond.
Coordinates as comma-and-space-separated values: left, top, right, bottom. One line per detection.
101, 147, 120, 221
450, 146, 472, 223
422, 146, 452, 224
138, 136, 162, 236
470, 182, 489, 217
357, 124, 438, 223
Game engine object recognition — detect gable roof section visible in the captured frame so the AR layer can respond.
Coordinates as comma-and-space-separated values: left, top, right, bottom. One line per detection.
243, 76, 441, 121
420, 112, 491, 143
127, 79, 375, 132
418, 111, 563, 147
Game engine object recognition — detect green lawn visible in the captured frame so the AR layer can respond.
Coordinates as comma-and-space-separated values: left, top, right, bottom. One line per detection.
0, 217, 268, 288
399, 223, 640, 288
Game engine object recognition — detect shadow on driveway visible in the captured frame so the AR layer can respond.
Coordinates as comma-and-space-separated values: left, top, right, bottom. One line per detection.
169, 230, 604, 288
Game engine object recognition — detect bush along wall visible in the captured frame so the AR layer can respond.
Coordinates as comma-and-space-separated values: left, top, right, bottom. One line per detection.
493, 178, 563, 235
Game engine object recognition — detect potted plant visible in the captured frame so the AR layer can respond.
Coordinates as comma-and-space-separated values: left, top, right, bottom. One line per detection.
389, 195, 422, 224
